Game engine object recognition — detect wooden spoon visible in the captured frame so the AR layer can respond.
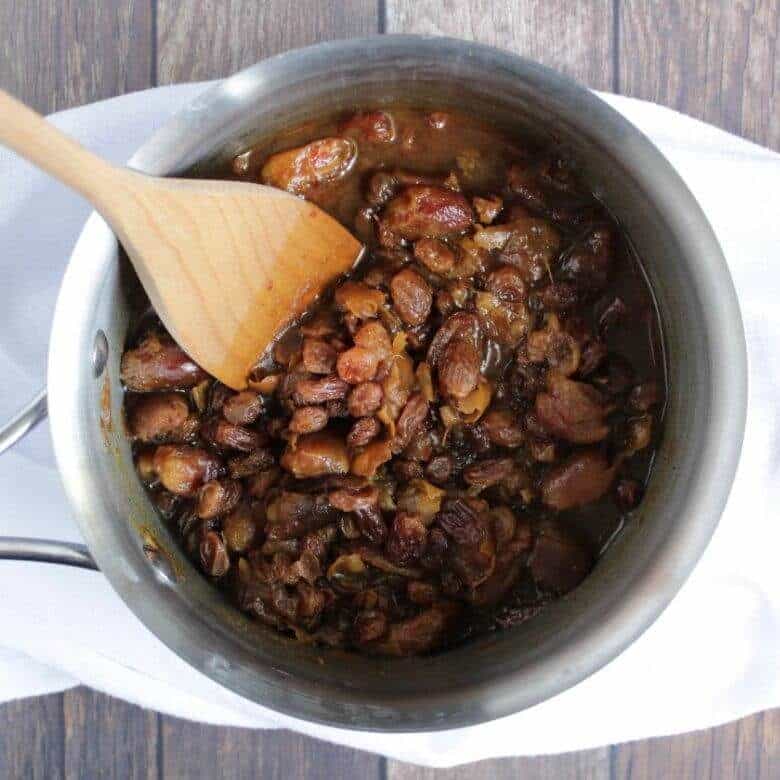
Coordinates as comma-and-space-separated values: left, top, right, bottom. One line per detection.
0, 90, 362, 389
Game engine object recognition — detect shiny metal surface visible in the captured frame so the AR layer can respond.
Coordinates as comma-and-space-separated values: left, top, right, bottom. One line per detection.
0, 537, 96, 569
0, 388, 96, 569
0, 388, 47, 456
44, 36, 747, 730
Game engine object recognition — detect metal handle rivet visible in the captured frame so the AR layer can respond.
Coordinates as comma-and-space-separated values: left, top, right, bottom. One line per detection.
92, 330, 108, 377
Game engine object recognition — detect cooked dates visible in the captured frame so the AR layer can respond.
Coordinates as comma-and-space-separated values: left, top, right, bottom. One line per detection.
122, 107, 664, 656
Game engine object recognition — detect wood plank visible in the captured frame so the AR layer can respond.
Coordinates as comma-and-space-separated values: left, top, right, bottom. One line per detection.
0, 693, 65, 780
618, 0, 780, 151
62, 687, 158, 780
712, 711, 778, 780
710, 718, 745, 779
156, 0, 378, 83
609, 712, 780, 779
611, 729, 716, 779
757, 709, 780, 779
160, 720, 383, 780
0, 0, 153, 113
387, 749, 610, 779
385, 0, 615, 90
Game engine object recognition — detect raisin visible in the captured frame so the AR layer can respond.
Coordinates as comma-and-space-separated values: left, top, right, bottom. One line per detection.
425, 455, 454, 484
463, 458, 514, 489
436, 499, 481, 546
201, 418, 261, 452
289, 406, 329, 434
438, 338, 480, 399
355, 505, 387, 545
347, 382, 383, 417
337, 347, 379, 384
128, 393, 199, 443
293, 375, 350, 405
386, 512, 428, 566
392, 393, 429, 454
281, 432, 350, 478
121, 333, 207, 392
302, 339, 337, 374
347, 417, 382, 448
390, 267, 433, 326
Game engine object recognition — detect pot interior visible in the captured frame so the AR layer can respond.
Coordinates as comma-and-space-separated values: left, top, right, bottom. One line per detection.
59, 37, 742, 730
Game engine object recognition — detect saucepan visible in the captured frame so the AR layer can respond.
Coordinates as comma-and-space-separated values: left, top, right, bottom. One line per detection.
0, 36, 747, 730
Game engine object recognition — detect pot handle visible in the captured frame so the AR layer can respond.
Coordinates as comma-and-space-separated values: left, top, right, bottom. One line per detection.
0, 389, 98, 570
0, 387, 48, 456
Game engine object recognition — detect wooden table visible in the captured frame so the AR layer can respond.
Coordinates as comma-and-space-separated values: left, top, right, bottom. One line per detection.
0, 1, 777, 777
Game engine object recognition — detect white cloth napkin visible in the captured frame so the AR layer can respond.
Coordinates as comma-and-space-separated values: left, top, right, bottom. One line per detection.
0, 83, 778, 768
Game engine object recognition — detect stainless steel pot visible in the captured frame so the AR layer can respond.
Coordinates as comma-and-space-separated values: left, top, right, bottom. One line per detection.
0, 36, 747, 731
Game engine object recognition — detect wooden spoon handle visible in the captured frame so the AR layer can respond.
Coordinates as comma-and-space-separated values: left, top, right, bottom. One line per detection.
0, 89, 131, 208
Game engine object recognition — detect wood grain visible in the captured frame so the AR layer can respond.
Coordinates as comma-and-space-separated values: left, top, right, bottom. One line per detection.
0, 693, 64, 779
388, 749, 610, 779
758, 709, 780, 779
610, 712, 780, 779
612, 728, 720, 778
0, 84, 362, 386
111, 174, 361, 390
156, 0, 378, 83
0, 86, 361, 389
618, 0, 780, 151
160, 721, 383, 780
385, 0, 615, 90
0, 0, 153, 113
63, 688, 158, 779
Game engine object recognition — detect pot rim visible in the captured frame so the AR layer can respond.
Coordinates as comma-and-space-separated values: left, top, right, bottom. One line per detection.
46, 35, 748, 731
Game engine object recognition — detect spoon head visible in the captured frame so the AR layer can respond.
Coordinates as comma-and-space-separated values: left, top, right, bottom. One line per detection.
118, 176, 363, 389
